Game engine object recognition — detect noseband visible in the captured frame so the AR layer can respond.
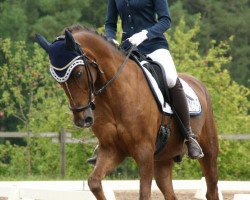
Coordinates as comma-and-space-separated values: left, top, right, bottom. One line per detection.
65, 50, 98, 113
61, 44, 135, 113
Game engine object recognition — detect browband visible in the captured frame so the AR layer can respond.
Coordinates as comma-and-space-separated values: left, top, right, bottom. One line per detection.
50, 57, 85, 83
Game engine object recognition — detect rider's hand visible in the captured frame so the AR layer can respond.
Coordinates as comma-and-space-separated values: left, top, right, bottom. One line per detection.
107, 38, 119, 47
128, 30, 148, 46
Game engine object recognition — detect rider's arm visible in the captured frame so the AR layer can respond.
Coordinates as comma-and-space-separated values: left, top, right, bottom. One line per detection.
146, 0, 172, 40
105, 0, 118, 40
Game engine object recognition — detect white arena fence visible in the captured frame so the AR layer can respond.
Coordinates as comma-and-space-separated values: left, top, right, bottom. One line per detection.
0, 178, 250, 200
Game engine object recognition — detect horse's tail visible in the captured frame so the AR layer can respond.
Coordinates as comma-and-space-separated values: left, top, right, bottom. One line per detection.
202, 84, 219, 154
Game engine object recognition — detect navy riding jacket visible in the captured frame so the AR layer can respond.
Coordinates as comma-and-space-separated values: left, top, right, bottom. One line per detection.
105, 0, 171, 54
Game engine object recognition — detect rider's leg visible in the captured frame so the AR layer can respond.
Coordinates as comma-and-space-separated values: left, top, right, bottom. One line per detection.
147, 49, 204, 159
169, 78, 204, 159
86, 144, 98, 165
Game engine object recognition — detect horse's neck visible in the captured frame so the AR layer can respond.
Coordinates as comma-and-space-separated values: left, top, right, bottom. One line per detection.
92, 46, 142, 106
96, 52, 138, 100
82, 37, 137, 95
79, 32, 152, 110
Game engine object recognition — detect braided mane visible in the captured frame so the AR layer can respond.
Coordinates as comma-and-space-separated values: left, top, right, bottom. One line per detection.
64, 24, 107, 40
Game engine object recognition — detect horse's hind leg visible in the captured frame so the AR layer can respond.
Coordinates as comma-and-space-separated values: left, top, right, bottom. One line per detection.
198, 115, 219, 200
154, 159, 177, 200
199, 151, 219, 200
88, 146, 124, 200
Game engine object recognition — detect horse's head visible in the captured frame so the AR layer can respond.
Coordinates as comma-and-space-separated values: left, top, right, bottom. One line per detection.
36, 30, 99, 128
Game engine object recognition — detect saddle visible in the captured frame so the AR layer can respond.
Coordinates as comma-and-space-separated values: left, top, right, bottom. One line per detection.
120, 41, 170, 105
129, 50, 172, 107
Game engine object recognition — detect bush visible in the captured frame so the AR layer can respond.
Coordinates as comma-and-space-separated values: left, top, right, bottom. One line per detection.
173, 140, 250, 180
0, 139, 249, 180
0, 138, 95, 180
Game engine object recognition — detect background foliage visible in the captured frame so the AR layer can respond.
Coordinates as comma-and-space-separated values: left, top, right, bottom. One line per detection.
0, 0, 249, 87
0, 0, 249, 180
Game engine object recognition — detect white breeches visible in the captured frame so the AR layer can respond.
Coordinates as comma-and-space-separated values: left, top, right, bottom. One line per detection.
147, 49, 178, 88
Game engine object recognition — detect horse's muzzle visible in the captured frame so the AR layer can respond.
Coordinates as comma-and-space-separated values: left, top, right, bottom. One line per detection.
84, 116, 94, 127
74, 107, 94, 128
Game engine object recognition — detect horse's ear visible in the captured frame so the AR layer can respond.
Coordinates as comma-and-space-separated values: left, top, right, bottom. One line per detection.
35, 34, 50, 54
65, 30, 77, 51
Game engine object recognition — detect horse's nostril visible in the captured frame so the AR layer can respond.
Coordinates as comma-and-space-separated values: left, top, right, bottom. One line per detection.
75, 120, 84, 127
85, 117, 93, 125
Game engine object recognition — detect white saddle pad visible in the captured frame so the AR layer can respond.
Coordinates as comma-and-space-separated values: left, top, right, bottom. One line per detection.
142, 66, 202, 116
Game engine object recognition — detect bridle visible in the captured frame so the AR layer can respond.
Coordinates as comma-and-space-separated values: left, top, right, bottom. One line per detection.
64, 43, 135, 113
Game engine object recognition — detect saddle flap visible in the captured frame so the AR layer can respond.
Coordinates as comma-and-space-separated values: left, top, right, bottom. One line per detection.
128, 50, 202, 116
143, 65, 202, 116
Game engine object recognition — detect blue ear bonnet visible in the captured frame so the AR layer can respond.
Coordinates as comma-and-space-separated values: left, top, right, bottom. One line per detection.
49, 40, 80, 68
35, 31, 85, 82
48, 38, 85, 83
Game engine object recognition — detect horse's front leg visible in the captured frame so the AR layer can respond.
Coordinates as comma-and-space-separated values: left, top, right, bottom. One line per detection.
134, 145, 154, 200
88, 146, 124, 200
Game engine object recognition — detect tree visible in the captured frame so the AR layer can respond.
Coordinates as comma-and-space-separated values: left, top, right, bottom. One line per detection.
0, 38, 94, 177
81, 0, 107, 28
179, 0, 250, 87
0, 0, 248, 86
0, 0, 91, 42
0, 1, 28, 40
0, 39, 61, 130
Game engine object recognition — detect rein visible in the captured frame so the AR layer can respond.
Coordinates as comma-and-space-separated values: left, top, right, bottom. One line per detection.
68, 44, 136, 113
94, 45, 135, 96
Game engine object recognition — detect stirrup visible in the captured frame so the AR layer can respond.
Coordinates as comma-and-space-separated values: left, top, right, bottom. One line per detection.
86, 145, 99, 165
185, 137, 204, 159
86, 155, 97, 165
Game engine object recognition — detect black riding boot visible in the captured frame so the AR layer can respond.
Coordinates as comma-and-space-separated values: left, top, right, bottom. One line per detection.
86, 155, 97, 165
169, 78, 204, 159
86, 145, 98, 165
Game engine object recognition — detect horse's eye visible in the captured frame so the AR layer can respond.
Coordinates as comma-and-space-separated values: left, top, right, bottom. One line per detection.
74, 71, 83, 79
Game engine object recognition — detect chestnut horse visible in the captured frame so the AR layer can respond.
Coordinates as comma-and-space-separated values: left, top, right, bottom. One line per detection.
36, 25, 219, 200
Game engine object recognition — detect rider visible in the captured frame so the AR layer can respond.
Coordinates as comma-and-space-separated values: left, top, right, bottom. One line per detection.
87, 0, 203, 163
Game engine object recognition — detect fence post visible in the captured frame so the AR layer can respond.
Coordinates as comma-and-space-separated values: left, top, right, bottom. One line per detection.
59, 128, 66, 178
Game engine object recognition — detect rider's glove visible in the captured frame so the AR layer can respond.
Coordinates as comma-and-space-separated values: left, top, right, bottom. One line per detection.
107, 38, 119, 47
128, 30, 148, 46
